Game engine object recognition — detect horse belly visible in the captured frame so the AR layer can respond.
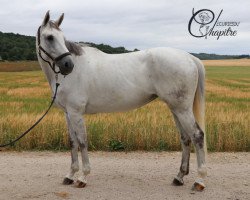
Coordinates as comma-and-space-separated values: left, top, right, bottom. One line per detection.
85, 92, 156, 114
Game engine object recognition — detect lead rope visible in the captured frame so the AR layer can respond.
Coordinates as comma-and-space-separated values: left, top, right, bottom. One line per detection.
0, 80, 60, 148
0, 25, 70, 148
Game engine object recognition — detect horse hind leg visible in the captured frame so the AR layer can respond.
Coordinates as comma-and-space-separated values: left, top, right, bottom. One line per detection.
172, 112, 191, 186
171, 108, 207, 191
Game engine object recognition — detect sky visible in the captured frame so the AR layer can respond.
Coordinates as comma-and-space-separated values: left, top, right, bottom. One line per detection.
0, 0, 249, 54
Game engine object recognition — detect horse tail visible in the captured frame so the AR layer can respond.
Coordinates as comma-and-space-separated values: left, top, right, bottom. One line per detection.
192, 57, 207, 153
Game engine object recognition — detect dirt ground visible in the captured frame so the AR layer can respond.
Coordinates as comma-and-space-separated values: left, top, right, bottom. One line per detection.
0, 151, 249, 200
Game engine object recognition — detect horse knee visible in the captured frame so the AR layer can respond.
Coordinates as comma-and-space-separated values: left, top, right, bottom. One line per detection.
69, 137, 78, 149
75, 131, 88, 149
78, 140, 86, 149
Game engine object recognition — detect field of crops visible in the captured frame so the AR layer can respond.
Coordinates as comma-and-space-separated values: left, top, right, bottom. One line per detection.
0, 60, 249, 151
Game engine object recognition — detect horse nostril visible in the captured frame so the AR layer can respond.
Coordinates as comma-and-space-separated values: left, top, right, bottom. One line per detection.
65, 62, 69, 68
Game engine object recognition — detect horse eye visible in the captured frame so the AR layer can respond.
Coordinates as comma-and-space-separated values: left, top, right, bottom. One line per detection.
47, 35, 54, 41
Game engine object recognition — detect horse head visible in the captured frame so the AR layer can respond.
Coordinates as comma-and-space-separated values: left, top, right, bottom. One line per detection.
37, 11, 74, 75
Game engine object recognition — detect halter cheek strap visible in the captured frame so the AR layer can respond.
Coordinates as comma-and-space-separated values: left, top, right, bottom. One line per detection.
37, 26, 71, 74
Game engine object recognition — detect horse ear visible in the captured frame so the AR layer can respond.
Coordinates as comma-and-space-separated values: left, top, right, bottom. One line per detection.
55, 13, 64, 27
43, 10, 50, 26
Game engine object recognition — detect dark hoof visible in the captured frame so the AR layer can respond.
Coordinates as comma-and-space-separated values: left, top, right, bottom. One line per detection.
192, 181, 205, 191
172, 177, 184, 186
63, 177, 74, 185
75, 180, 87, 188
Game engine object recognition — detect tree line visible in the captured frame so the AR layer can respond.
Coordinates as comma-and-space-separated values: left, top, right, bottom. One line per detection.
0, 31, 249, 61
0, 31, 36, 61
191, 53, 249, 60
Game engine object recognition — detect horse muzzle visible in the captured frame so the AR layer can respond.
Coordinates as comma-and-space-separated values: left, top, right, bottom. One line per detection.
56, 57, 74, 75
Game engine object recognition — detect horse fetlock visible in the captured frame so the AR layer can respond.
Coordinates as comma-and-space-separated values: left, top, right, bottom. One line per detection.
71, 163, 79, 172
83, 164, 91, 175
198, 165, 207, 178
182, 168, 189, 176
180, 164, 189, 175
79, 141, 86, 149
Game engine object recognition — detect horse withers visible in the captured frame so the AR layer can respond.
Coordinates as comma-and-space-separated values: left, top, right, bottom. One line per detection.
36, 11, 207, 191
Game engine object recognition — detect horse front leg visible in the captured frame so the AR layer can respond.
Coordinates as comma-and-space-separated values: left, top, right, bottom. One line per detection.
66, 110, 91, 188
63, 113, 79, 185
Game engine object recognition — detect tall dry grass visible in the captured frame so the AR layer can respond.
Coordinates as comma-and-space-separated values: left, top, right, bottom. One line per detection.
0, 60, 249, 151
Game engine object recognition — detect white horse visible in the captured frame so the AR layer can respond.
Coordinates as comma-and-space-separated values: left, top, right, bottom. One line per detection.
36, 11, 207, 191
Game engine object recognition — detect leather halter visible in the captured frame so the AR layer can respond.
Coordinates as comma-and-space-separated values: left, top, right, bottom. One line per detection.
37, 26, 71, 74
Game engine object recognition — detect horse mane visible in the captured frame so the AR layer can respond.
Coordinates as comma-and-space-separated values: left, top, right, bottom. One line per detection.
65, 40, 84, 56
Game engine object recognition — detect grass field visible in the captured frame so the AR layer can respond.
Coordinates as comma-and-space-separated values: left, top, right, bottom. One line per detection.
0, 60, 249, 151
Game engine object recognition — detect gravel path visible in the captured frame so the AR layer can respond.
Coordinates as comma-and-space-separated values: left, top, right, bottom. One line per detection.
0, 151, 249, 200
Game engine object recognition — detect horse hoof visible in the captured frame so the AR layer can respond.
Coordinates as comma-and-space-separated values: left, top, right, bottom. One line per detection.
172, 177, 184, 186
63, 177, 74, 185
75, 180, 87, 188
192, 181, 205, 191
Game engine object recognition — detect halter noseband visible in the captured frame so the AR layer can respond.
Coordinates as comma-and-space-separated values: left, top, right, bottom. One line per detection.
37, 26, 71, 74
